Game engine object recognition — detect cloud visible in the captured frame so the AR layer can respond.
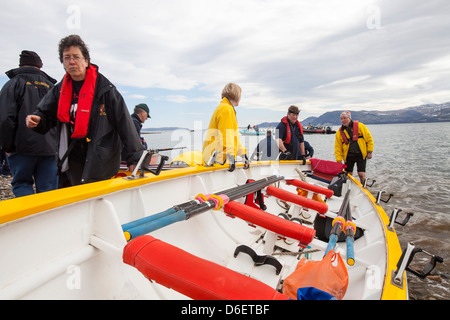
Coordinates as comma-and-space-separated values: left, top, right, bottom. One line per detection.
127, 94, 147, 100
1, 0, 450, 128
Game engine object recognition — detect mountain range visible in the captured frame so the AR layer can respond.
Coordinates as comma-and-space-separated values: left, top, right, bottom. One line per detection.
257, 102, 450, 127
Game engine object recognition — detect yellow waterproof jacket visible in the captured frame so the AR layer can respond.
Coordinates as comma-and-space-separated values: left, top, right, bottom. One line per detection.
203, 98, 247, 164
334, 121, 373, 163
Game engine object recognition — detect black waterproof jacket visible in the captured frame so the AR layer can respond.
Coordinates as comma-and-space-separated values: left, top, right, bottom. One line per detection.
33, 64, 144, 183
0, 67, 57, 155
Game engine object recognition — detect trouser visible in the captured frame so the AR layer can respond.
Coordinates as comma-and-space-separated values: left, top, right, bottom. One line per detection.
345, 153, 366, 174
7, 153, 58, 197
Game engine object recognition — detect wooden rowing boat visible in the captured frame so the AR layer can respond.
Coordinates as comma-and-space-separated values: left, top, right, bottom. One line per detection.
0, 157, 411, 300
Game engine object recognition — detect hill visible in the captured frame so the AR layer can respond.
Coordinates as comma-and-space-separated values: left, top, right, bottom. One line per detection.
300, 102, 450, 126
253, 102, 450, 127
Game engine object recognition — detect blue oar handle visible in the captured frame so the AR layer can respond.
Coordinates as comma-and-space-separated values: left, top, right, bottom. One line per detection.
346, 236, 355, 266
324, 234, 338, 256
345, 221, 356, 266
121, 207, 177, 231
122, 199, 200, 231
124, 210, 187, 241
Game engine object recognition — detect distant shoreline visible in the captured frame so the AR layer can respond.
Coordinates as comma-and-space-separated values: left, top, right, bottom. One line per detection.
142, 120, 450, 132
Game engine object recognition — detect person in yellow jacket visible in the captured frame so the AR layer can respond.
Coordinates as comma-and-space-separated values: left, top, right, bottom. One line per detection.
203, 83, 249, 171
335, 111, 373, 183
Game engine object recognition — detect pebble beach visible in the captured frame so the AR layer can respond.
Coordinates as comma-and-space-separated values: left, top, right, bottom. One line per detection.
0, 176, 14, 201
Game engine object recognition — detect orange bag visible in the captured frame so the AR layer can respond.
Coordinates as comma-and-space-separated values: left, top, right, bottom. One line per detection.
283, 250, 348, 300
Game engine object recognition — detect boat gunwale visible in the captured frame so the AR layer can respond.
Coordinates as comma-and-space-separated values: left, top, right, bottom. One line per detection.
0, 161, 288, 225
346, 175, 407, 300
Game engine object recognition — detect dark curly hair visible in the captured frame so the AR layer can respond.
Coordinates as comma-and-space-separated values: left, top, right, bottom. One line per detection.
58, 34, 90, 63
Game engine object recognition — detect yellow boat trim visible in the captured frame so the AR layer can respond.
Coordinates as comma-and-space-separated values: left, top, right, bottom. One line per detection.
0, 163, 229, 225
348, 175, 408, 300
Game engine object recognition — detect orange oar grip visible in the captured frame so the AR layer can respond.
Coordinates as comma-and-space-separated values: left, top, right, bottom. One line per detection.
266, 186, 328, 214
286, 179, 334, 198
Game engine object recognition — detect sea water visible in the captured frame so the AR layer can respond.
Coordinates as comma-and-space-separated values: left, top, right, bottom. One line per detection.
144, 122, 450, 300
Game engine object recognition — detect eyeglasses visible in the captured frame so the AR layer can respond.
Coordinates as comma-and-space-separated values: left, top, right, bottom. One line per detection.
63, 55, 85, 63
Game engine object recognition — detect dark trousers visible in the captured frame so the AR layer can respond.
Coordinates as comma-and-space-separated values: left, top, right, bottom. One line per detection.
345, 153, 366, 174
7, 153, 58, 197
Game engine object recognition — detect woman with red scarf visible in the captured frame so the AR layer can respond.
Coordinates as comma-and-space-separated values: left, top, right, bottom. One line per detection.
26, 35, 143, 186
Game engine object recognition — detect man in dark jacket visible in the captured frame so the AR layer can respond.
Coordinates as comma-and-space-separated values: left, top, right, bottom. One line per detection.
26, 35, 143, 186
132, 103, 150, 149
0, 50, 58, 197
276, 105, 306, 163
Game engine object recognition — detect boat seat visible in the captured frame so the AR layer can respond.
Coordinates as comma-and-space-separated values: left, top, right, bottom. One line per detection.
123, 235, 289, 300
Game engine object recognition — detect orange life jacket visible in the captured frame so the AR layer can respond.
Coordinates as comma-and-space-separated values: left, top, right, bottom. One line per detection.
339, 121, 359, 144
281, 116, 303, 144
57, 64, 98, 139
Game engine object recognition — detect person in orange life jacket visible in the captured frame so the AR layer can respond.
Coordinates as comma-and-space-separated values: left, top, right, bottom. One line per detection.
334, 111, 373, 183
0, 50, 58, 197
275, 105, 306, 164
26, 35, 144, 186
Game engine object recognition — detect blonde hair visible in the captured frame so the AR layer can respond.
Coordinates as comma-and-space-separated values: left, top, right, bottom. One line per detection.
221, 83, 242, 102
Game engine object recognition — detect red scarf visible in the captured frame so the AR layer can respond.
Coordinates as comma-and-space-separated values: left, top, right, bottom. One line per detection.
57, 64, 98, 138
281, 116, 303, 144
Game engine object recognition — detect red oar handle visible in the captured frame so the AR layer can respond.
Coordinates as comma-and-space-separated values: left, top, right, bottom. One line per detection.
266, 186, 328, 214
286, 179, 334, 198
223, 201, 316, 246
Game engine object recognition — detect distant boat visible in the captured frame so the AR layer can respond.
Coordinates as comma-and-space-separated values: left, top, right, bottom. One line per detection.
303, 126, 336, 134
239, 129, 264, 136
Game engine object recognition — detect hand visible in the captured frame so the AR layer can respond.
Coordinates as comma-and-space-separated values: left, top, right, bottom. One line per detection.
227, 154, 236, 172
282, 150, 292, 160
243, 154, 250, 169
127, 164, 136, 172
26, 115, 41, 128
367, 152, 372, 159
300, 154, 306, 165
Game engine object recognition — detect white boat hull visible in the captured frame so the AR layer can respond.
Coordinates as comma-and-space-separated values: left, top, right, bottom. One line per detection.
0, 161, 408, 300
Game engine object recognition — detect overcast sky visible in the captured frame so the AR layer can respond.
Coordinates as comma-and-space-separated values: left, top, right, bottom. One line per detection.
1, 0, 449, 129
